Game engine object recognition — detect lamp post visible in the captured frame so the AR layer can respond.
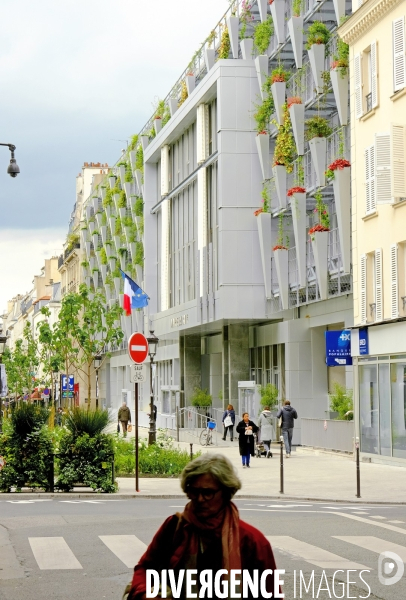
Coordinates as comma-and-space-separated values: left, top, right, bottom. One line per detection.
147, 331, 159, 445
0, 333, 8, 434
52, 371, 59, 408
0, 143, 20, 177
94, 355, 102, 409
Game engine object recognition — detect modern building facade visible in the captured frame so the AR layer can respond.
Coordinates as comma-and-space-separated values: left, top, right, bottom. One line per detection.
340, 0, 406, 464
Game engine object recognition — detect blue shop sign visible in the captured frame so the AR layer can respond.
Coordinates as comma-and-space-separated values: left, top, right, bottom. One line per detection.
359, 328, 369, 355
325, 330, 353, 366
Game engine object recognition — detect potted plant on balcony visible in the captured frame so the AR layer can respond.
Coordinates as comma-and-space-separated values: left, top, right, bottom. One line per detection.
326, 156, 351, 273
185, 71, 196, 95
108, 173, 116, 189
217, 25, 231, 60
204, 30, 217, 71
255, 184, 273, 299
330, 38, 349, 125
269, 0, 285, 45
240, 0, 254, 59
306, 21, 331, 93
309, 189, 330, 299
288, 0, 304, 68
92, 231, 99, 250
91, 268, 99, 289
226, 4, 239, 58
81, 260, 89, 280
118, 247, 128, 271
287, 159, 307, 287
113, 267, 122, 297
272, 214, 290, 309
270, 66, 290, 124
272, 105, 295, 208
258, 0, 268, 22
288, 97, 304, 155
305, 116, 332, 186
254, 17, 273, 99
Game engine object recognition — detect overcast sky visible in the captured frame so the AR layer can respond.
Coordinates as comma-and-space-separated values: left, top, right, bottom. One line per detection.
0, 0, 227, 313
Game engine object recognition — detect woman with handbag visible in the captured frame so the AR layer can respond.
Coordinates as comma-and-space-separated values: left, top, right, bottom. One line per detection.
221, 404, 235, 441
236, 413, 258, 468
258, 406, 275, 458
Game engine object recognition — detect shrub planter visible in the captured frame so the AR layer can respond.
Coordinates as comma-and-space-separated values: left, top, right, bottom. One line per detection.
114, 194, 121, 213
92, 233, 99, 249
95, 213, 103, 229
255, 133, 270, 180
273, 165, 287, 209
330, 69, 349, 126
85, 205, 92, 221
240, 38, 254, 60
135, 264, 144, 282
140, 135, 149, 151
288, 17, 303, 69
119, 254, 127, 271
105, 205, 112, 218
186, 74, 195, 95
92, 197, 99, 212
100, 187, 107, 200
118, 166, 126, 182
309, 137, 327, 187
333, 0, 345, 24
135, 169, 143, 194
227, 15, 239, 58
105, 283, 111, 302
289, 103, 305, 155
290, 192, 307, 287
154, 118, 162, 135
85, 275, 91, 288
109, 216, 116, 234
109, 176, 116, 189
129, 242, 136, 259
123, 182, 132, 201
270, 0, 286, 45
273, 248, 290, 309
114, 277, 121, 297
308, 44, 325, 93
105, 244, 113, 258
311, 231, 329, 300
258, 0, 268, 22
109, 257, 117, 272
332, 166, 351, 274
85, 242, 91, 258
257, 212, 273, 299
204, 48, 215, 72
271, 81, 286, 125
81, 266, 89, 280
114, 235, 122, 252
119, 207, 127, 219
92, 270, 99, 288
255, 55, 269, 100
88, 221, 95, 235
130, 151, 137, 171
100, 226, 107, 245
90, 254, 96, 271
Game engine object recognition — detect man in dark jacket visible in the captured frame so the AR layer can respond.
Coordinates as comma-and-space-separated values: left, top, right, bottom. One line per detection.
118, 402, 131, 437
277, 400, 297, 457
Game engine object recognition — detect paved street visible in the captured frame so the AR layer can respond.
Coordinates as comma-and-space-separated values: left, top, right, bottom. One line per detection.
0, 498, 405, 599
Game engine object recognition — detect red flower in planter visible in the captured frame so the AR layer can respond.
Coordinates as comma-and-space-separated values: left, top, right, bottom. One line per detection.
308, 224, 330, 235
272, 245, 288, 251
327, 158, 351, 171
287, 186, 306, 197
271, 74, 286, 83
330, 60, 348, 71
254, 208, 264, 216
257, 130, 268, 135
268, 0, 274, 4
287, 96, 302, 108
155, 115, 162, 120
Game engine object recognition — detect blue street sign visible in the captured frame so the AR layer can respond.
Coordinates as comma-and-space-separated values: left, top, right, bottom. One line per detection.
359, 328, 369, 355
61, 375, 74, 391
325, 329, 353, 366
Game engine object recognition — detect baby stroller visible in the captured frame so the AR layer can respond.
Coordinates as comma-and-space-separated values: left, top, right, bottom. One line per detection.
255, 433, 273, 458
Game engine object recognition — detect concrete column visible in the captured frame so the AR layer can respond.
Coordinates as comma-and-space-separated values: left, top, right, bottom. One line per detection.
222, 326, 230, 407
183, 334, 201, 404
228, 324, 250, 406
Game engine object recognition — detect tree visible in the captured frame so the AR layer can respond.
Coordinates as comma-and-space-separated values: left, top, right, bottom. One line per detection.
36, 307, 65, 394
259, 383, 279, 412
3, 323, 39, 399
329, 382, 353, 420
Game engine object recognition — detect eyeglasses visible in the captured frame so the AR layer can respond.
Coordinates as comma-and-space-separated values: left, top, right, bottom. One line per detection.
186, 486, 222, 501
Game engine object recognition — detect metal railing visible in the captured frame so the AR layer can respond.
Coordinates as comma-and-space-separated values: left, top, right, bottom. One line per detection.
301, 418, 355, 453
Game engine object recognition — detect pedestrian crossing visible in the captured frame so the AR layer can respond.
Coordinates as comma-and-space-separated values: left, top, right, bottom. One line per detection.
23, 533, 406, 572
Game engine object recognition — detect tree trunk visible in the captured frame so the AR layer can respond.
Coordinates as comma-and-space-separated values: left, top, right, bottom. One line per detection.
87, 361, 91, 410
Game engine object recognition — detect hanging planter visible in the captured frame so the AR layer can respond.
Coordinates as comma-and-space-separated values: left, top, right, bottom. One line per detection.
118, 165, 126, 182
105, 205, 112, 218
100, 226, 107, 245
123, 182, 133, 201
226, 15, 239, 58
258, 0, 268, 22
309, 137, 327, 186
154, 117, 162, 135
92, 271, 99, 289
105, 284, 111, 302
311, 231, 329, 300
129, 242, 136, 259
114, 235, 122, 252
255, 55, 269, 100
109, 257, 117, 272
330, 161, 351, 274
109, 216, 116, 234
119, 207, 127, 220
85, 205, 92, 221
129, 151, 137, 172
85, 275, 91, 288
255, 132, 270, 180
100, 265, 107, 285
95, 213, 103, 229
288, 188, 307, 288
109, 176, 116, 189
119, 253, 127, 271
88, 221, 95, 235
273, 165, 287, 209
114, 277, 121, 297
330, 67, 349, 126
333, 0, 345, 24
307, 44, 325, 93
135, 169, 143, 194
92, 233, 99, 249
288, 99, 304, 155
273, 249, 290, 309
135, 264, 144, 282
256, 212, 273, 299
240, 38, 254, 60
269, 0, 286, 45
288, 16, 303, 69
271, 81, 286, 125
204, 48, 215, 71
85, 242, 91, 258
186, 74, 195, 95
113, 194, 121, 213
105, 244, 113, 258
140, 135, 149, 151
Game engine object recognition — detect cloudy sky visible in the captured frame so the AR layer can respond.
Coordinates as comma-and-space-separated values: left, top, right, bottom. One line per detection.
0, 0, 227, 313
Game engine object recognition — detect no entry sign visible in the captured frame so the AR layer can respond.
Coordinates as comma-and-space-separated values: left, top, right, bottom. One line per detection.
128, 332, 149, 364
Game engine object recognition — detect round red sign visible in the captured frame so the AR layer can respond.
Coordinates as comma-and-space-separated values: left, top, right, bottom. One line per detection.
128, 332, 149, 364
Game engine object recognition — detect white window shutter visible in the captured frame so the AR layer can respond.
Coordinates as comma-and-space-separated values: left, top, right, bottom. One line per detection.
393, 18, 405, 92
390, 243, 399, 319
375, 133, 392, 203
354, 53, 363, 119
365, 145, 376, 213
360, 254, 367, 325
161, 145, 170, 196
160, 199, 171, 311
375, 248, 383, 322
390, 123, 406, 198
370, 41, 378, 108
196, 104, 209, 164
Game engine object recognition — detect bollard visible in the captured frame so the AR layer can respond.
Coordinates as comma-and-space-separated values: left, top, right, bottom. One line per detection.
190, 443, 193, 461
355, 437, 361, 498
279, 435, 284, 494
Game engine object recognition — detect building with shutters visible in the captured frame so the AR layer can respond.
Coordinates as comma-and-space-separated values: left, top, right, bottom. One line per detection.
340, 0, 406, 464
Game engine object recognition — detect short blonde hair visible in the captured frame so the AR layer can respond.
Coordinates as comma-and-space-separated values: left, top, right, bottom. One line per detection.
227, 404, 234, 410
180, 454, 241, 499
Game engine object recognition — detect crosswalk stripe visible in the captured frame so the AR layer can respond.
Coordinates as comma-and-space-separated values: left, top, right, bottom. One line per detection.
99, 535, 147, 568
267, 536, 369, 570
334, 536, 406, 562
29, 537, 82, 570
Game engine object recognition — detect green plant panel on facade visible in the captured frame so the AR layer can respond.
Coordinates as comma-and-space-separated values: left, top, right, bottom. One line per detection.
254, 17, 274, 55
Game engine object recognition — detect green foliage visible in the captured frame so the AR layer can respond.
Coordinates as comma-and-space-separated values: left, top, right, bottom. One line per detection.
115, 217, 122, 236
218, 26, 231, 59
275, 214, 288, 249
329, 382, 353, 420
178, 81, 189, 106
118, 247, 128, 257
190, 387, 212, 407
271, 65, 290, 83
64, 407, 110, 436
0, 403, 53, 492
273, 104, 295, 173
259, 383, 279, 411
100, 247, 108, 265
103, 187, 114, 208
305, 116, 332, 141
122, 216, 133, 228
129, 134, 139, 151
3, 323, 40, 397
118, 191, 127, 208
261, 184, 270, 213
101, 212, 107, 226
135, 145, 144, 172
254, 17, 274, 55
332, 36, 349, 77
292, 0, 303, 17
125, 162, 133, 183
206, 29, 217, 48
134, 241, 144, 266
253, 89, 274, 133
154, 99, 171, 126
81, 260, 89, 268
135, 197, 144, 216
66, 232, 79, 252
314, 189, 330, 229
306, 21, 331, 50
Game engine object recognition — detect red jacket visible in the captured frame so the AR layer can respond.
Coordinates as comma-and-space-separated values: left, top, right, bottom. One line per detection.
129, 514, 280, 599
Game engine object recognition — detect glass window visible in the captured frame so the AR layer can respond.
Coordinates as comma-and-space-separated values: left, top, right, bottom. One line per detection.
391, 363, 406, 459
378, 364, 391, 456
359, 364, 379, 454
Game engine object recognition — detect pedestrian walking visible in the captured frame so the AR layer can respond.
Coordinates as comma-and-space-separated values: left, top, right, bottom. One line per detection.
118, 401, 131, 437
236, 412, 258, 468
276, 400, 297, 457
221, 403, 235, 441
257, 406, 275, 458
124, 454, 280, 600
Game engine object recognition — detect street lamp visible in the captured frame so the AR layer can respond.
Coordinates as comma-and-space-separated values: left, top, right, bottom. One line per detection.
0, 143, 20, 177
147, 331, 159, 445
94, 355, 102, 409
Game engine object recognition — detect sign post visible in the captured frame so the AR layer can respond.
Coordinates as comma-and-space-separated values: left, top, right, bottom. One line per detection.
128, 333, 149, 493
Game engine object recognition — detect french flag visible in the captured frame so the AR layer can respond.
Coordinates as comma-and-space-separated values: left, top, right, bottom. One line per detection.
120, 270, 149, 315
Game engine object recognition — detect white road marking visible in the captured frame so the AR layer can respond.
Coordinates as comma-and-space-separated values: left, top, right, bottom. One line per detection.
352, 512, 369, 515
388, 520, 405, 524
6, 500, 52, 504
369, 516, 386, 520
335, 536, 406, 562
267, 536, 369, 570
29, 537, 82, 570
99, 535, 147, 568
